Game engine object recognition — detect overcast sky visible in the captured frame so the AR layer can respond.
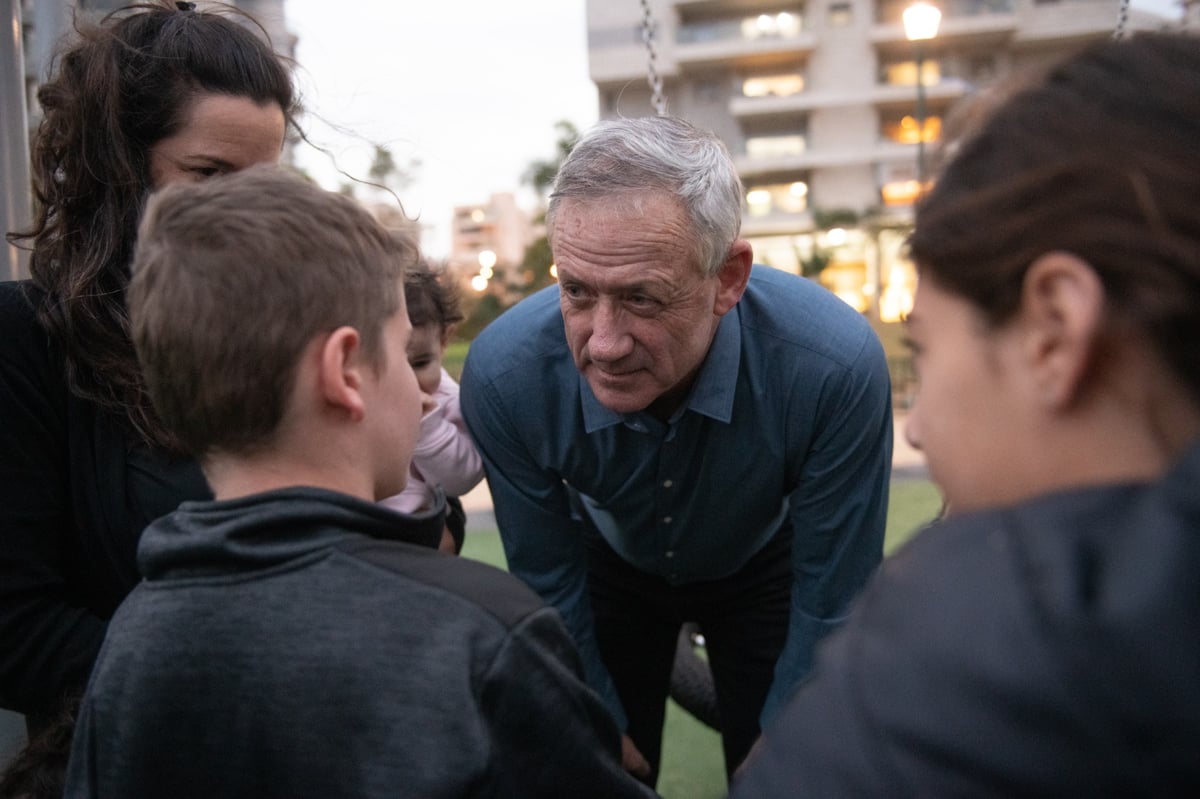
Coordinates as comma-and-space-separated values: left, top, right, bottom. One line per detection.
285, 0, 598, 259
284, 0, 1183, 259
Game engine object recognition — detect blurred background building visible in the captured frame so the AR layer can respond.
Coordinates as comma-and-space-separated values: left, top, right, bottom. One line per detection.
449, 193, 540, 301
585, 0, 1172, 325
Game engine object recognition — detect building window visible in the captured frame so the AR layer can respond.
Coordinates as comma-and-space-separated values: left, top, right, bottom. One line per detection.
745, 180, 809, 217
740, 10, 804, 39
742, 72, 805, 98
746, 134, 807, 159
880, 111, 942, 145
678, 6, 806, 45
880, 179, 922, 207
879, 57, 941, 87
828, 2, 853, 26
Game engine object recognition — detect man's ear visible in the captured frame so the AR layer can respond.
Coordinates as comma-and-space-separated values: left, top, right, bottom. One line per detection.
1019, 252, 1105, 409
714, 239, 753, 316
318, 326, 367, 422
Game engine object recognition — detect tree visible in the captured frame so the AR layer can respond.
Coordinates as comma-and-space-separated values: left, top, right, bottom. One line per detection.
522, 120, 580, 201
368, 144, 417, 193
338, 144, 420, 201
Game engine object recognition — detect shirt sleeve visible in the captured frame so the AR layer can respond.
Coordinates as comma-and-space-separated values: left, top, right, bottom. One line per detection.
410, 371, 484, 498
460, 356, 628, 730
479, 607, 657, 798
763, 327, 893, 725
0, 287, 107, 716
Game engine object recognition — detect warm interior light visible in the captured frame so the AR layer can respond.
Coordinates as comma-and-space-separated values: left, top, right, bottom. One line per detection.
746, 189, 772, 206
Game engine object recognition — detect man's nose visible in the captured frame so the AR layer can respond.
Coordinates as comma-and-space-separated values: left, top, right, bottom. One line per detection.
587, 300, 633, 363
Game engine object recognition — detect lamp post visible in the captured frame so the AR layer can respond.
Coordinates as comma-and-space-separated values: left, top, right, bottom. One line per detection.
903, 1, 941, 188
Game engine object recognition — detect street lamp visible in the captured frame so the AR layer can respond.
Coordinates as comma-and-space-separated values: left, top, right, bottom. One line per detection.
903, 1, 941, 188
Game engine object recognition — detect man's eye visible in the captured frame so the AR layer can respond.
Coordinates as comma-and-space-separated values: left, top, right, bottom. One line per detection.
626, 294, 661, 312
192, 166, 222, 178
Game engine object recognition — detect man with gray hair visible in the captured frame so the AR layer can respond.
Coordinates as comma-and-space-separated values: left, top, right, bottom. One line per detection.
461, 116, 892, 786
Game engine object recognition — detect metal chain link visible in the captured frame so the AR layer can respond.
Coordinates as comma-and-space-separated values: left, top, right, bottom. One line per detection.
1113, 0, 1130, 39
640, 0, 668, 116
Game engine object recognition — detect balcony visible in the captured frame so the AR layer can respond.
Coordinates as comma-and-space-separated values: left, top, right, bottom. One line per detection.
871, 0, 1017, 49
736, 141, 919, 177
676, 10, 816, 68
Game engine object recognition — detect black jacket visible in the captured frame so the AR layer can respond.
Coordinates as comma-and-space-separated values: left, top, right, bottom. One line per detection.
0, 281, 209, 723
64, 487, 654, 798
731, 443, 1200, 797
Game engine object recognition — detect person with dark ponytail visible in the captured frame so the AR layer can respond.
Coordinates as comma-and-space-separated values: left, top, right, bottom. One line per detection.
731, 30, 1200, 796
0, 0, 297, 735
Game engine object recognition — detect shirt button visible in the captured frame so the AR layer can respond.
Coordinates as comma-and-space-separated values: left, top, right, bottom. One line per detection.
665, 550, 674, 558
662, 516, 672, 524
662, 479, 673, 488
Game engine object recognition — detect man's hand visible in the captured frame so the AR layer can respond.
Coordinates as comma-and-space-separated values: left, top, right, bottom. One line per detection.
621, 734, 651, 779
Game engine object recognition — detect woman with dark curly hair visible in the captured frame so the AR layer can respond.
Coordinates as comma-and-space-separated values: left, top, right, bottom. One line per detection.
0, 0, 296, 736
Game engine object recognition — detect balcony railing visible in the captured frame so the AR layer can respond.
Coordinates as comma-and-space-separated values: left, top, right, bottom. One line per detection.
876, 0, 1014, 25
677, 10, 805, 45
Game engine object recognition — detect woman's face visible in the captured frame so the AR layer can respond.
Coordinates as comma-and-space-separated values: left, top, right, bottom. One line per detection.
903, 274, 1032, 515
149, 93, 286, 189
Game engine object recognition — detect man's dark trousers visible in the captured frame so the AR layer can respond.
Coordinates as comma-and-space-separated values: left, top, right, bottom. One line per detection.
586, 526, 792, 786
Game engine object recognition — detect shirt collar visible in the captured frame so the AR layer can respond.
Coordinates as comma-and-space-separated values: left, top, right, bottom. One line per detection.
580, 304, 742, 433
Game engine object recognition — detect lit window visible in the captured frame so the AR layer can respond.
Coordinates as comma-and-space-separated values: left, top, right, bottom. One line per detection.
742, 73, 805, 98
741, 10, 803, 39
744, 181, 809, 216
881, 59, 941, 87
746, 134, 806, 159
882, 114, 942, 144
881, 179, 922, 206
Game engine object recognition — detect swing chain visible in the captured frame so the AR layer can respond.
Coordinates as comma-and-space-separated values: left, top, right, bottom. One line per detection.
1113, 0, 1130, 39
640, 0, 668, 116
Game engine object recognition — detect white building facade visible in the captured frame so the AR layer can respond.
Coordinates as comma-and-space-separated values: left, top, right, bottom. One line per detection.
585, 0, 1169, 320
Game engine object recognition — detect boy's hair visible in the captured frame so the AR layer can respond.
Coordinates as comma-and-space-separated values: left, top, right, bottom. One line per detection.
404, 259, 464, 331
129, 165, 417, 458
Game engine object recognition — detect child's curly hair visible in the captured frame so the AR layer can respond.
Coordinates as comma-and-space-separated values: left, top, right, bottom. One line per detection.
404, 260, 464, 332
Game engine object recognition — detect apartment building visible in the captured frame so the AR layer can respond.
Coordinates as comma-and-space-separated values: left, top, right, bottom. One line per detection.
586, 0, 1168, 321
449, 192, 540, 299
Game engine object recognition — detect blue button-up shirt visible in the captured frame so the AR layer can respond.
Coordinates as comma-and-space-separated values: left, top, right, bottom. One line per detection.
461, 265, 892, 728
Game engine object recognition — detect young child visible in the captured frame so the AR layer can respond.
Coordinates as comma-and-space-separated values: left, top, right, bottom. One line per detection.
62, 166, 655, 799
380, 261, 482, 553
